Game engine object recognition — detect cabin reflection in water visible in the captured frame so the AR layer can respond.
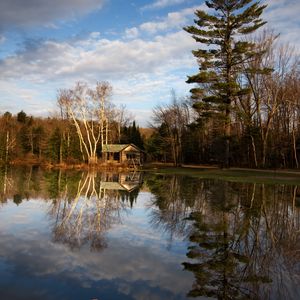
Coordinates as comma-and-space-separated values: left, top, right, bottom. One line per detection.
100, 172, 143, 192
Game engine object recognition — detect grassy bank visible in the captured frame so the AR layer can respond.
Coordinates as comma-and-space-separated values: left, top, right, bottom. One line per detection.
143, 164, 300, 185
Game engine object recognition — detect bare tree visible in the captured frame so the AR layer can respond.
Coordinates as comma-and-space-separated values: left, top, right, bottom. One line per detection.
238, 31, 299, 167
152, 92, 190, 166
58, 81, 112, 164
114, 104, 132, 143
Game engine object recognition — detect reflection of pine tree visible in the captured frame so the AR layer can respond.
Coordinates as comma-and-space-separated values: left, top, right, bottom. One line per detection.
183, 211, 251, 299
182, 182, 271, 299
120, 188, 140, 208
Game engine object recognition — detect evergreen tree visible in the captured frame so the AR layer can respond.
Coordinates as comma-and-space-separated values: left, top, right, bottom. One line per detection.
47, 127, 62, 163
121, 121, 144, 149
18, 125, 32, 154
33, 125, 46, 158
17, 110, 27, 123
184, 0, 267, 167
145, 123, 171, 163
131, 121, 144, 149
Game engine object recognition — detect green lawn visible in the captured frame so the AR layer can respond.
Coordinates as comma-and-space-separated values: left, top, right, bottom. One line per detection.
144, 166, 300, 185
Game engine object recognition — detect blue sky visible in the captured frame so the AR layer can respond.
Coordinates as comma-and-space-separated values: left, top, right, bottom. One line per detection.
0, 0, 299, 126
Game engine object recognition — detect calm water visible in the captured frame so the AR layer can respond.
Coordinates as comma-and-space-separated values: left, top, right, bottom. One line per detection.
0, 166, 300, 299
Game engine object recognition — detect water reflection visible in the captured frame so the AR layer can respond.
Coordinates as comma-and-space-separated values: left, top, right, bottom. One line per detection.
0, 165, 44, 205
146, 174, 300, 299
0, 166, 143, 252
0, 167, 300, 299
146, 175, 207, 248
48, 170, 142, 251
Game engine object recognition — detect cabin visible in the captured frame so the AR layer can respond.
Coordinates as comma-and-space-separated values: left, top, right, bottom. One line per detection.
102, 144, 143, 167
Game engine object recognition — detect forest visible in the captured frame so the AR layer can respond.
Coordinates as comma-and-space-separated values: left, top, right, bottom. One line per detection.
0, 0, 299, 169
0, 105, 144, 166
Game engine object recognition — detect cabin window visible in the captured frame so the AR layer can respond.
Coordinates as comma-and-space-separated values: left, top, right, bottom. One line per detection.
113, 152, 120, 161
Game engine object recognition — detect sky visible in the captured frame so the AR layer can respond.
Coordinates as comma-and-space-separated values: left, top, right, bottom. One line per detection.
0, 0, 299, 126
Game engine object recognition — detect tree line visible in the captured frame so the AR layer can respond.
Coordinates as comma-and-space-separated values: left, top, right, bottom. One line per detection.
146, 0, 300, 168
0, 88, 144, 166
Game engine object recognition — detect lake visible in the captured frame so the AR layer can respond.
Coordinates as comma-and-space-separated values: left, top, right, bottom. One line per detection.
0, 166, 299, 299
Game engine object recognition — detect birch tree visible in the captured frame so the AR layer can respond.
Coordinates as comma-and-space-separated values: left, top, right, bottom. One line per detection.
57, 81, 112, 165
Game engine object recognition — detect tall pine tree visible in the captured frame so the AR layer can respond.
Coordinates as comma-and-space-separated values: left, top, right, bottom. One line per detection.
184, 0, 267, 167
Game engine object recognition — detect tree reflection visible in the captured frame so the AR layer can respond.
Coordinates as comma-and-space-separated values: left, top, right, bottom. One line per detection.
0, 165, 11, 203
0, 166, 143, 252
0, 165, 42, 204
47, 170, 143, 251
146, 174, 300, 299
146, 174, 208, 247
185, 182, 300, 299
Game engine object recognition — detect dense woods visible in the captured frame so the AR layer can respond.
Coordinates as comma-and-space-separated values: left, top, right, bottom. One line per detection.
0, 0, 299, 169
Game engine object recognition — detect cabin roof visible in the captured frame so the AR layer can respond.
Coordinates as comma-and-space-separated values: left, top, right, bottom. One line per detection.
100, 182, 127, 191
102, 144, 141, 153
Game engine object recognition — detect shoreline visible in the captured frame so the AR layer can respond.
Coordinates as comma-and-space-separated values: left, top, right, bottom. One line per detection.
4, 160, 300, 174
2, 161, 299, 182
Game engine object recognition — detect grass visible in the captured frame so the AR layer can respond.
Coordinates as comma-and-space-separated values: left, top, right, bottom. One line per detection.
143, 165, 300, 185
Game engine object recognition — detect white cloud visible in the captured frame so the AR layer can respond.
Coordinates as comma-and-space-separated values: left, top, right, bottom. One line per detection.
0, 31, 195, 82
124, 27, 139, 39
142, 0, 186, 11
89, 31, 101, 39
263, 0, 300, 52
139, 5, 206, 35
140, 7, 194, 34
0, 29, 196, 123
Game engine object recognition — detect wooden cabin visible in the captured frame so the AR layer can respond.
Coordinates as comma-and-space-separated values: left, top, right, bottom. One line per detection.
102, 144, 143, 167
